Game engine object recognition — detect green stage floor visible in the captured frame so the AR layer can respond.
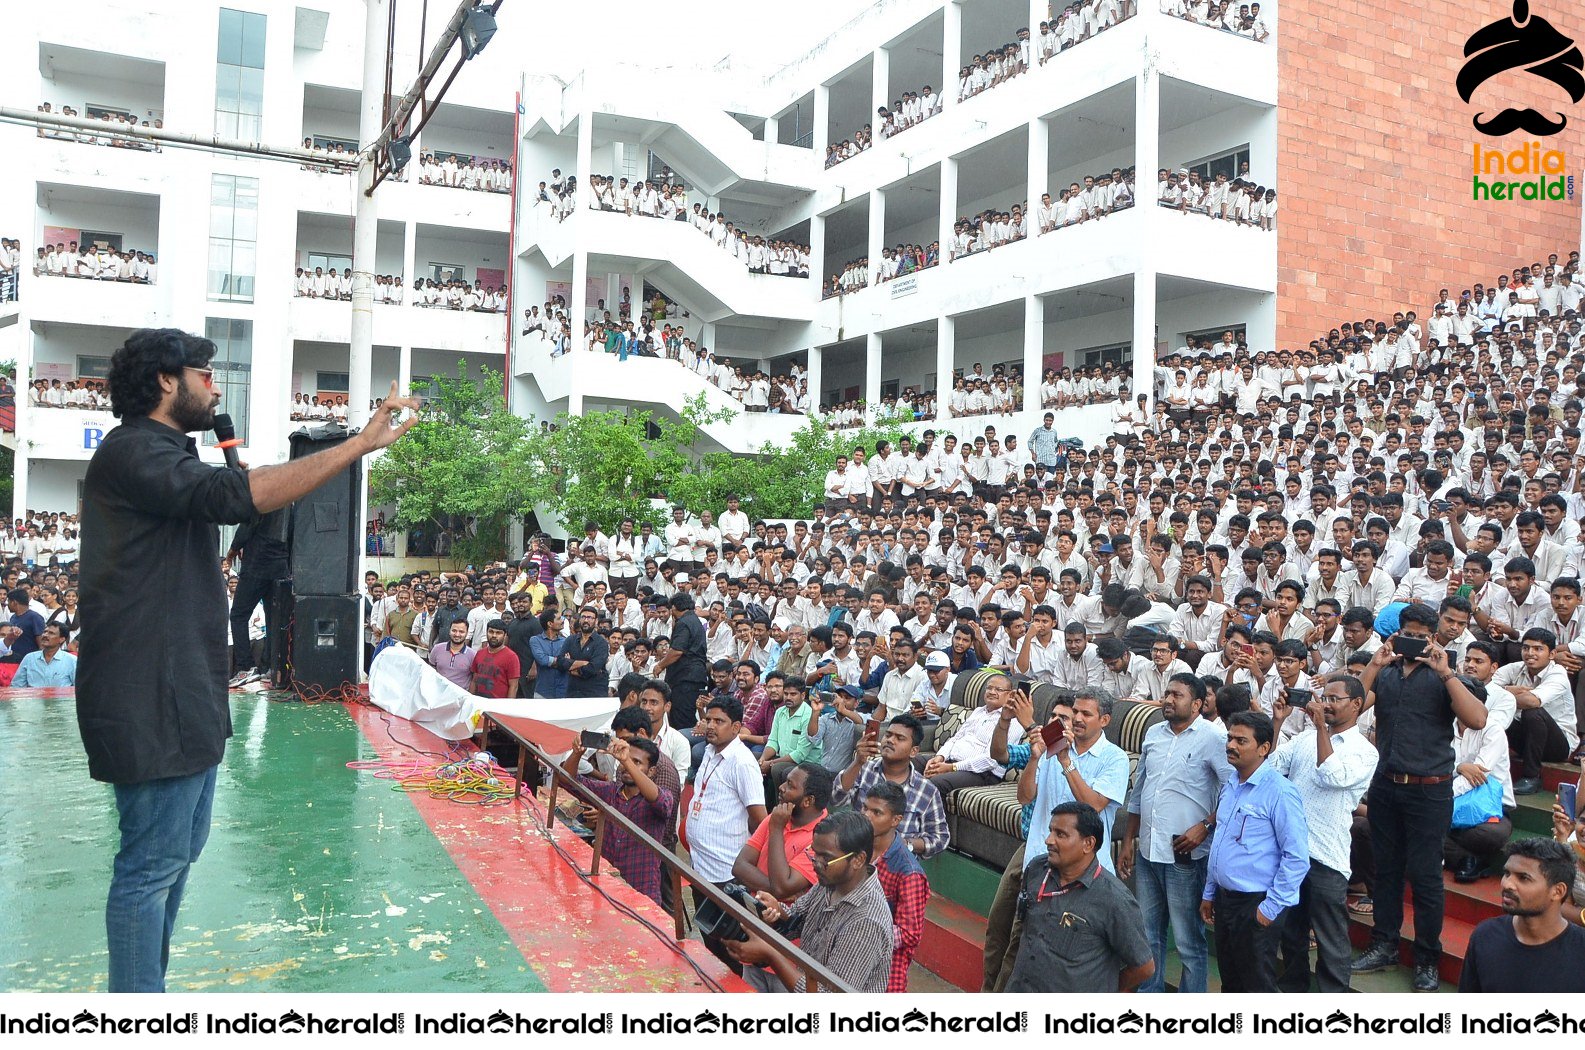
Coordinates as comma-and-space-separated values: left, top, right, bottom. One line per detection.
0, 696, 543, 993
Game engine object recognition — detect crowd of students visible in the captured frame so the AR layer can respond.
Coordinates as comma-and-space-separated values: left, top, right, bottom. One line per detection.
359, 239, 1585, 993
824, 1, 1139, 169
33, 242, 157, 283
535, 168, 814, 280
290, 267, 507, 311
36, 102, 161, 150
416, 151, 513, 193
25, 377, 109, 410
1162, 0, 1271, 40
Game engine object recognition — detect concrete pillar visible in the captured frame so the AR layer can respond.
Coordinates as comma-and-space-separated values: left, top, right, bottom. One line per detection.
570, 111, 594, 356
814, 83, 831, 151
868, 188, 886, 276
1133, 58, 1161, 406
1133, 270, 1156, 412
402, 220, 418, 289
1134, 59, 1161, 212
398, 345, 412, 394
11, 450, 27, 522
811, 213, 827, 287
939, 157, 958, 258
701, 322, 717, 351
872, 48, 891, 121
865, 332, 883, 420
764, 115, 779, 145
606, 272, 622, 321
942, 1, 962, 112
935, 315, 955, 423
808, 344, 824, 414
1023, 294, 1043, 412
1027, 117, 1048, 237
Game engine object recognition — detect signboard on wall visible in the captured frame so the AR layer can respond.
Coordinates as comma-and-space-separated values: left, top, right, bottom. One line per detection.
25, 410, 117, 459
33, 363, 74, 381
41, 226, 81, 250
477, 267, 505, 290
890, 276, 918, 299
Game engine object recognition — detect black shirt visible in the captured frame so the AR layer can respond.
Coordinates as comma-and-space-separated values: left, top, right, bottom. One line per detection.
1006, 857, 1153, 993
504, 615, 541, 682
1459, 917, 1585, 992
666, 610, 709, 729
432, 602, 465, 642
558, 629, 609, 698
231, 508, 288, 579
78, 416, 257, 783
1372, 662, 1457, 777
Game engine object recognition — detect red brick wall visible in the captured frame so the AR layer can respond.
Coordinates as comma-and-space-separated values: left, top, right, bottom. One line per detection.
1277, 0, 1584, 348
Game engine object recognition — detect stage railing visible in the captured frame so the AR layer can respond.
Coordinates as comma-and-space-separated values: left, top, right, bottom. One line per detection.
480, 715, 855, 993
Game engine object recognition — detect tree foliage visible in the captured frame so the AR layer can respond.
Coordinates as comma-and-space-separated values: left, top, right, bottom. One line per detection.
369, 365, 538, 565
522, 393, 735, 531
372, 371, 924, 557
674, 414, 919, 522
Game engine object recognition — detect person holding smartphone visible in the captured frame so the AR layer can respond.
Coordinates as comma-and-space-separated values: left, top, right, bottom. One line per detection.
1351, 602, 1489, 992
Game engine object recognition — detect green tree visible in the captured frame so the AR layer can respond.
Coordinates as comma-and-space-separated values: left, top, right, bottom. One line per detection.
674, 414, 919, 521
523, 393, 735, 532
369, 365, 538, 565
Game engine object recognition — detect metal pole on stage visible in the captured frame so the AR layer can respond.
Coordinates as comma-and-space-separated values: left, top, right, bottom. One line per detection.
351, 0, 387, 611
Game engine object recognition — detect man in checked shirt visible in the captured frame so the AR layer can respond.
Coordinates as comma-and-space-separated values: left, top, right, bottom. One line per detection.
860, 782, 930, 991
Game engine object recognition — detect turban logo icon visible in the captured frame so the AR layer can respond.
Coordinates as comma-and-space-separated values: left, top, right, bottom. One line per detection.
1458, 0, 1584, 136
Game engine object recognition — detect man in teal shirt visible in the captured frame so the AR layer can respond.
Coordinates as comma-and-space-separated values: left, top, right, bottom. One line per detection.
759, 673, 823, 788
13, 622, 76, 687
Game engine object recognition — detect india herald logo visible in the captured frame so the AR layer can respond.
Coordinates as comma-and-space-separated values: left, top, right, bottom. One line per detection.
1458, 0, 1584, 136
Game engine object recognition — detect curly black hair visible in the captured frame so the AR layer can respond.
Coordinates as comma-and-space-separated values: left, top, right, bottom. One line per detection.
106, 328, 215, 419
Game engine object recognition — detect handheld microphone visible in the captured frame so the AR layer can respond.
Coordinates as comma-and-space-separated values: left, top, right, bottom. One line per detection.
213, 413, 243, 470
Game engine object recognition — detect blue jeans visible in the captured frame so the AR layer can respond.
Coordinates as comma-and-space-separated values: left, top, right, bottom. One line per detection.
106, 765, 219, 992
1134, 855, 1209, 993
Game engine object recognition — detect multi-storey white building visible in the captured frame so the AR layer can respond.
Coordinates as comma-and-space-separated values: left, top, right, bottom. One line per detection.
512, 0, 1277, 458
4, 1, 518, 517
5, 0, 1277, 527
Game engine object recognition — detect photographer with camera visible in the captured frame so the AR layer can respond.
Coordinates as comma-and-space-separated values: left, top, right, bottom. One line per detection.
723, 809, 893, 992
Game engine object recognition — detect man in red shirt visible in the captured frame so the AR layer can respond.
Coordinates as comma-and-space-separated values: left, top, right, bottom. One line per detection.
731, 762, 831, 903
470, 619, 521, 699
862, 780, 929, 991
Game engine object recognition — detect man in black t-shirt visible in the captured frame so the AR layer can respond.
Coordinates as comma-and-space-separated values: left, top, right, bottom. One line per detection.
1459, 838, 1585, 993
653, 592, 708, 731
504, 592, 541, 692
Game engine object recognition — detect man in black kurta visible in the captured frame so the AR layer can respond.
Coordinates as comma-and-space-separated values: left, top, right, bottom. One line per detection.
78, 328, 418, 992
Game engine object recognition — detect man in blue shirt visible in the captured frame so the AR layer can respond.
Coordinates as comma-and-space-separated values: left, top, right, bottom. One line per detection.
1119, 672, 1232, 994
1021, 689, 1130, 870
3, 586, 45, 665
13, 622, 76, 687
1200, 710, 1310, 992
1028, 413, 1060, 471
979, 688, 1129, 991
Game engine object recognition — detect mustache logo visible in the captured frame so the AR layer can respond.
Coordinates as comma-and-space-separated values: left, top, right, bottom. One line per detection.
1458, 0, 1584, 136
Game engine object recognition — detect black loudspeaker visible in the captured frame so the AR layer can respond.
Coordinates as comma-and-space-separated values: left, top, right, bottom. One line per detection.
267, 580, 295, 688
288, 426, 362, 596
288, 594, 362, 691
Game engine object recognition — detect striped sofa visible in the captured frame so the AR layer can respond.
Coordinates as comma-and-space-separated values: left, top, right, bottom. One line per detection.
942, 682, 1165, 869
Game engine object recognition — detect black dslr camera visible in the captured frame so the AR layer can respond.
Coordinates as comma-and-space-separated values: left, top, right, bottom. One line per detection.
694, 882, 764, 942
